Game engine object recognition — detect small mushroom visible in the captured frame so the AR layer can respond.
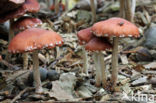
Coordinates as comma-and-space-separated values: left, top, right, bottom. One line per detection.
12, 16, 42, 32
85, 37, 112, 88
92, 17, 139, 91
8, 28, 63, 93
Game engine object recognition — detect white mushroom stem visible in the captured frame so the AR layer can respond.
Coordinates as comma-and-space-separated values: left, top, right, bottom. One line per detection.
131, 0, 136, 21
99, 52, 107, 88
45, 0, 50, 8
65, 0, 68, 11
9, 19, 14, 43
82, 46, 89, 75
56, 47, 60, 58
93, 52, 101, 87
93, 52, 107, 87
6, 19, 14, 61
23, 53, 28, 70
55, 0, 59, 14
110, 37, 119, 91
124, 0, 132, 21
32, 50, 43, 93
90, 0, 96, 23
119, 0, 125, 17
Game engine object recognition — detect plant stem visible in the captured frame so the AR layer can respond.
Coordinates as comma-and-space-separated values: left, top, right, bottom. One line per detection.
93, 52, 102, 87
23, 53, 28, 70
82, 47, 88, 75
99, 52, 107, 88
32, 50, 42, 93
110, 37, 119, 91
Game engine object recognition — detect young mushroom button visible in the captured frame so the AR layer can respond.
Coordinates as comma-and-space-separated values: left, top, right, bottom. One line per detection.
8, 28, 63, 93
92, 17, 140, 91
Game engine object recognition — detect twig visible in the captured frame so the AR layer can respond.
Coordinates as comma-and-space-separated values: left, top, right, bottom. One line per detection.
11, 87, 34, 103
47, 56, 64, 69
0, 91, 9, 96
0, 59, 19, 70
6, 70, 29, 84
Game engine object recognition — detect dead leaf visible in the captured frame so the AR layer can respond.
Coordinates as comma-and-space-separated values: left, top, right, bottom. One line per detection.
144, 62, 156, 69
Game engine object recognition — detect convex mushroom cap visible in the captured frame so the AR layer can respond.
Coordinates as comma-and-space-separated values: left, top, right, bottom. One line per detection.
12, 17, 42, 31
85, 37, 112, 51
8, 28, 63, 53
77, 27, 94, 45
92, 17, 140, 37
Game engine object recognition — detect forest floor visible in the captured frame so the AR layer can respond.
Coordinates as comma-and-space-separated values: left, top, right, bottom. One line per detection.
0, 0, 156, 103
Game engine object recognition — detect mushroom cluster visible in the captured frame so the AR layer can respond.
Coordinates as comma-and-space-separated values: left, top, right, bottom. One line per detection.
77, 27, 112, 88
0, 0, 42, 70
8, 28, 63, 93
77, 17, 139, 91
0, 0, 40, 23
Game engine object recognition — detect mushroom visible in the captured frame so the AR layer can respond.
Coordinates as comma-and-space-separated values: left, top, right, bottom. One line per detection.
8, 28, 63, 93
0, 0, 40, 41
77, 27, 94, 75
85, 37, 112, 87
92, 17, 139, 91
12, 16, 42, 32
0, 0, 40, 61
12, 16, 42, 70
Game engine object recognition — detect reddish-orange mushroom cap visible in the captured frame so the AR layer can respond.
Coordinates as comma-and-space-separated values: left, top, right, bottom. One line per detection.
77, 27, 94, 45
92, 17, 140, 38
8, 28, 63, 53
35, 30, 63, 49
12, 17, 42, 31
0, 0, 40, 23
85, 37, 112, 51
